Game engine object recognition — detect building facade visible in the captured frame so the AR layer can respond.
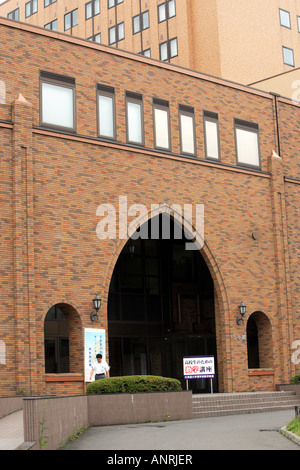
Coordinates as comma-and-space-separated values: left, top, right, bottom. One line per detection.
0, 18, 299, 397
1, 0, 300, 99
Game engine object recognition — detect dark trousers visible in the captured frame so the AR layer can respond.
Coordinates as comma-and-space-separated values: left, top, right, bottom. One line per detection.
95, 373, 106, 380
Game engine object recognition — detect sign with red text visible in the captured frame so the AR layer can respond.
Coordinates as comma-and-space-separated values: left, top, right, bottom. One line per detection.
183, 356, 215, 379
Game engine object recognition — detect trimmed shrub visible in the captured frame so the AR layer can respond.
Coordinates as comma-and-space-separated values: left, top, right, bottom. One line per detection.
290, 374, 300, 384
86, 375, 182, 395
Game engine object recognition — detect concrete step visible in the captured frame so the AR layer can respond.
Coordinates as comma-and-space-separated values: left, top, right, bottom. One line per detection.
192, 391, 300, 418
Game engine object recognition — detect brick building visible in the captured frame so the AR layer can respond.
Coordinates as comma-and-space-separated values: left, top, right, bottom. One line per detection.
0, 17, 299, 397
1, 0, 300, 99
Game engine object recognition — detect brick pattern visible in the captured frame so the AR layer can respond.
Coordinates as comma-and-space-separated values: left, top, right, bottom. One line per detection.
0, 20, 299, 397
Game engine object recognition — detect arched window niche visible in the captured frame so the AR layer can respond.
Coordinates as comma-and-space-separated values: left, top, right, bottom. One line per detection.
246, 311, 273, 369
0, 340, 6, 365
44, 303, 82, 374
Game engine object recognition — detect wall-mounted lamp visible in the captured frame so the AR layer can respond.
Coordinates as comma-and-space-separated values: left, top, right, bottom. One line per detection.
236, 301, 246, 325
90, 293, 101, 322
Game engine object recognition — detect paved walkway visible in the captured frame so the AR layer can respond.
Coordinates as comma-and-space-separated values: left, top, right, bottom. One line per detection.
0, 410, 24, 450
0, 408, 299, 451
63, 409, 300, 451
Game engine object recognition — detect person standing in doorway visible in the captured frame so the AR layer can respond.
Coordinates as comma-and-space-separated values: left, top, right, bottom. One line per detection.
90, 354, 110, 381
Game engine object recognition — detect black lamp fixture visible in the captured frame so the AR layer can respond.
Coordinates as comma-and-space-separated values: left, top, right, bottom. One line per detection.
236, 301, 246, 325
90, 293, 101, 322
128, 240, 135, 256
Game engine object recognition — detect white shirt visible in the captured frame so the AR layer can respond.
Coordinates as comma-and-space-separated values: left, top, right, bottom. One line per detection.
91, 359, 110, 375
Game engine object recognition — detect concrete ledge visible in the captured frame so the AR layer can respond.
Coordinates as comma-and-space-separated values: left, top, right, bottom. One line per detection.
276, 384, 300, 395
280, 426, 300, 447
15, 441, 36, 450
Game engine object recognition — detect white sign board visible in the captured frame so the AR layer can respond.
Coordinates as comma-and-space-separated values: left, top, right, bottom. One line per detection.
84, 328, 106, 382
183, 355, 215, 379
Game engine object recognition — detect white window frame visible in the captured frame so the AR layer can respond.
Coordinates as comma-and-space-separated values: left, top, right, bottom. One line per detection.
283, 46, 294, 66
159, 37, 178, 61
126, 92, 144, 145
86, 0, 100, 20
7, 8, 19, 20
64, 8, 78, 31
133, 11, 150, 34
108, 0, 123, 8
25, 0, 38, 18
40, 71, 76, 132
158, 0, 176, 23
153, 98, 170, 151
279, 8, 291, 28
109, 22, 125, 45
235, 119, 261, 169
88, 33, 101, 43
97, 85, 116, 140
179, 105, 196, 156
44, 0, 57, 7
44, 19, 58, 31
203, 111, 220, 161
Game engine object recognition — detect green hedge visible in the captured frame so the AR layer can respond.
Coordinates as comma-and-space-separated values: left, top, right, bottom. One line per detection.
86, 375, 182, 394
290, 374, 300, 384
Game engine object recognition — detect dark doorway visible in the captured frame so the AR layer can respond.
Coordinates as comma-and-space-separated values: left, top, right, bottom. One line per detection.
108, 215, 218, 393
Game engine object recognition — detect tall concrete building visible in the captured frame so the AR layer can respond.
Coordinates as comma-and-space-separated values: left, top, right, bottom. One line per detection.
1, 0, 300, 99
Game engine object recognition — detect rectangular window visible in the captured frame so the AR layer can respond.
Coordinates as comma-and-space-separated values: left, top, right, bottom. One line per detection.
25, 0, 38, 18
283, 46, 294, 66
139, 48, 151, 57
279, 8, 291, 28
133, 11, 149, 34
7, 8, 19, 20
235, 119, 260, 168
88, 33, 101, 43
153, 98, 170, 150
298, 16, 300, 32
126, 92, 143, 145
44, 0, 57, 7
109, 22, 125, 44
64, 8, 78, 31
179, 105, 195, 155
40, 71, 75, 131
108, 0, 123, 8
86, 0, 100, 20
203, 111, 220, 160
97, 85, 115, 139
159, 37, 178, 61
44, 19, 58, 31
158, 0, 176, 22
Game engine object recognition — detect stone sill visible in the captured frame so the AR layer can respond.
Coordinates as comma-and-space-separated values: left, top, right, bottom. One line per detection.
45, 374, 84, 382
248, 369, 275, 377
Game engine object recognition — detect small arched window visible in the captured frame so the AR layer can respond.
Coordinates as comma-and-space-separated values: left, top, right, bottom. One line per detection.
247, 315, 259, 368
0, 81, 5, 105
44, 305, 69, 373
0, 340, 6, 365
247, 311, 273, 369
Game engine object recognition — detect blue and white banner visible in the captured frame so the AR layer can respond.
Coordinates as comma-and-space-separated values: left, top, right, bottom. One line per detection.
84, 328, 106, 382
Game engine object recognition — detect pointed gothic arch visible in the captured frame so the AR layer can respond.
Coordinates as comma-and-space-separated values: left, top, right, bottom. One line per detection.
103, 206, 230, 392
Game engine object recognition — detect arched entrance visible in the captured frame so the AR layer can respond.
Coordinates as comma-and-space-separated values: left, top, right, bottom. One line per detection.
108, 214, 218, 393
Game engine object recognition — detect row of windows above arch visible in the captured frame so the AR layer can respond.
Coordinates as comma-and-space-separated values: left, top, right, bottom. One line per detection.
40, 70, 262, 170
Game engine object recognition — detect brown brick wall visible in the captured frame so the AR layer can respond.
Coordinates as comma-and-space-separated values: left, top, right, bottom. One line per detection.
0, 19, 299, 396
